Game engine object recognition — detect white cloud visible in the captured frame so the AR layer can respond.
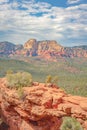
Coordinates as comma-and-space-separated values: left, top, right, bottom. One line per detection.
0, 0, 87, 46
67, 0, 80, 4
0, 0, 9, 4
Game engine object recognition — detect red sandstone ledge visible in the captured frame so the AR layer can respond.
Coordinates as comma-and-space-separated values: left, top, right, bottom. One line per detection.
0, 78, 87, 130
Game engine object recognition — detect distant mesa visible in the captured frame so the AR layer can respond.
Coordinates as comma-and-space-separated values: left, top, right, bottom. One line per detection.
0, 39, 87, 60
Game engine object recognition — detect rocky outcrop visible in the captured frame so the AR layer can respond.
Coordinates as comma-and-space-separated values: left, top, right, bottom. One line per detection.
23, 39, 38, 56
0, 39, 87, 60
0, 78, 87, 130
23, 39, 87, 59
37, 40, 64, 61
38, 40, 63, 54
23, 39, 64, 58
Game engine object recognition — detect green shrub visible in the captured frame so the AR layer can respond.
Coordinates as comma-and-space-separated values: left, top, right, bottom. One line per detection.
45, 75, 58, 86
45, 75, 52, 84
60, 117, 83, 130
6, 71, 33, 89
6, 69, 13, 75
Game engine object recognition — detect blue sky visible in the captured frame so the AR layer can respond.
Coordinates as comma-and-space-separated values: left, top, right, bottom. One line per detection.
0, 0, 87, 46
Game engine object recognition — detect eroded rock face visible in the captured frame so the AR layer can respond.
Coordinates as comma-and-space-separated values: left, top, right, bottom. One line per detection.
0, 78, 87, 130
38, 41, 63, 54
23, 39, 38, 56
0, 39, 87, 59
37, 40, 64, 61
23, 39, 64, 59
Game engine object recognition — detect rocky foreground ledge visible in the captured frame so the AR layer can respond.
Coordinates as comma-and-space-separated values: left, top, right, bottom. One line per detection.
0, 78, 87, 130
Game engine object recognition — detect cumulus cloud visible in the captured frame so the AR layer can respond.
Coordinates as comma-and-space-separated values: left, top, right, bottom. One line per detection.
67, 0, 80, 4
0, 0, 87, 46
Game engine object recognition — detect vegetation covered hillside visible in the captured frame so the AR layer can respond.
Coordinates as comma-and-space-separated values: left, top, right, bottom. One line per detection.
0, 57, 87, 96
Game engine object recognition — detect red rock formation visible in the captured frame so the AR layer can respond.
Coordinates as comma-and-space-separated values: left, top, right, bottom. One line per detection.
15, 39, 87, 59
23, 39, 38, 56
38, 40, 63, 54
37, 40, 64, 61
0, 39, 87, 59
0, 78, 87, 130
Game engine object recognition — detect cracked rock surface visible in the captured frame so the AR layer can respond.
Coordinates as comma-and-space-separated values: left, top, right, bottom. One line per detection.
0, 78, 87, 130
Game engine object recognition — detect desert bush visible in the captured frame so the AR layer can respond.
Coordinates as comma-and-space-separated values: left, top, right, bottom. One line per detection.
45, 75, 52, 84
45, 75, 58, 85
60, 117, 83, 130
6, 71, 33, 89
6, 69, 13, 74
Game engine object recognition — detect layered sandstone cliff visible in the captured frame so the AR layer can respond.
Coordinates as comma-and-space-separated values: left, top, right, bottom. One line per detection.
0, 78, 87, 130
0, 39, 87, 59
23, 39, 64, 59
24, 39, 38, 56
